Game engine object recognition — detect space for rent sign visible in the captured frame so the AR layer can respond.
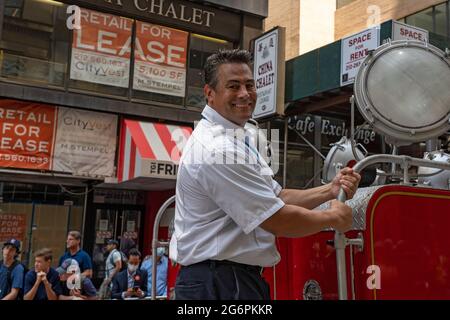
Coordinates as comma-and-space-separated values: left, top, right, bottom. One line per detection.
0, 100, 57, 170
341, 27, 380, 86
392, 21, 428, 42
133, 21, 188, 97
70, 8, 132, 88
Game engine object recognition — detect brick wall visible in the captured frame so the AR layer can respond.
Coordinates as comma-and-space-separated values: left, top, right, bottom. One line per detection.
265, 0, 300, 60
335, 0, 447, 39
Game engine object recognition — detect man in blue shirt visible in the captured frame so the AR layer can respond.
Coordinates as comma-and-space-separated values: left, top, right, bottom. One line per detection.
0, 238, 25, 300
24, 248, 62, 300
59, 231, 93, 278
141, 247, 168, 297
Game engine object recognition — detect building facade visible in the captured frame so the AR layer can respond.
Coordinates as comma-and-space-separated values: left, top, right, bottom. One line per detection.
262, 0, 450, 191
260, 1, 450, 299
0, 0, 267, 286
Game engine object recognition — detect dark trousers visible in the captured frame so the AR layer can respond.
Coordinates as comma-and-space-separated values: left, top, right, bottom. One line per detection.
175, 260, 271, 300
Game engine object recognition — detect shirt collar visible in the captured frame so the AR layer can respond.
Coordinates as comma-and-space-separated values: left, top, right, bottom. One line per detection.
69, 249, 80, 257
201, 105, 243, 130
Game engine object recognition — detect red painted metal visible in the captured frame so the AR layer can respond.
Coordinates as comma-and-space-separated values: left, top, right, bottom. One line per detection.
154, 185, 450, 300
266, 185, 450, 300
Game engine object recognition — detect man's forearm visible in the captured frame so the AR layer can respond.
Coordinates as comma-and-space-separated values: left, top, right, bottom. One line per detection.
260, 204, 335, 238
82, 269, 93, 278
108, 266, 121, 281
43, 281, 57, 300
2, 288, 19, 300
279, 184, 334, 209
24, 282, 39, 300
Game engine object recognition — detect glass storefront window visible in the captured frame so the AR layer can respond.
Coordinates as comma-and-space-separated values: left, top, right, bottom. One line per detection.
0, 181, 85, 268
186, 34, 233, 109
0, 0, 69, 87
286, 148, 315, 189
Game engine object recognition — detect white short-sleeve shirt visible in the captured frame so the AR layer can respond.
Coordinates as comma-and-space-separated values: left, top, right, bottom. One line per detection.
169, 105, 285, 267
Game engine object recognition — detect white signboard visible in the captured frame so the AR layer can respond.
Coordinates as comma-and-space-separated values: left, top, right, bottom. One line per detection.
99, 219, 109, 231
341, 27, 380, 86
126, 221, 136, 232
52, 107, 118, 177
392, 21, 429, 43
141, 159, 178, 180
253, 28, 283, 119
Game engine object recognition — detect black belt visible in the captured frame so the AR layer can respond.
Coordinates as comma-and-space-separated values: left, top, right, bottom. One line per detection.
189, 259, 264, 275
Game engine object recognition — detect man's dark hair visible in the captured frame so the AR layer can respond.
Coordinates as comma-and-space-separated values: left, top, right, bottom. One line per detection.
68, 230, 81, 241
204, 49, 253, 89
34, 248, 52, 261
128, 248, 141, 259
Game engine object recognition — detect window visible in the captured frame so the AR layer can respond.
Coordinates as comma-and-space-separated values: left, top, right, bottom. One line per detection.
4, 0, 24, 18
406, 7, 434, 32
0, 0, 239, 109
0, 181, 85, 268
336, 0, 357, 9
186, 34, 233, 109
435, 3, 448, 36
404, 1, 449, 42
286, 148, 314, 188
1, 0, 69, 86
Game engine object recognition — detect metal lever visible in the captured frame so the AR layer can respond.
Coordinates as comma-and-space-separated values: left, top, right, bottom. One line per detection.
346, 233, 364, 252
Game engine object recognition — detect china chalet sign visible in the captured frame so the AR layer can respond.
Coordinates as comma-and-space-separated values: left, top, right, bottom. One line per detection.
104, 0, 215, 27
71, 0, 241, 41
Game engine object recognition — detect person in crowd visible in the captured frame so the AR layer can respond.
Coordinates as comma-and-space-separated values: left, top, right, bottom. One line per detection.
141, 247, 168, 297
59, 231, 93, 278
57, 258, 97, 300
0, 238, 25, 300
24, 248, 61, 300
98, 239, 123, 299
112, 248, 147, 300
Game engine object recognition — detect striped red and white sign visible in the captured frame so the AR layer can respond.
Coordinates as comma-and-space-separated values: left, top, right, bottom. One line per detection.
118, 119, 192, 182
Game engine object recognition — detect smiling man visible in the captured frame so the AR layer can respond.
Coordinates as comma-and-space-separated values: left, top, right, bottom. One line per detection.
169, 49, 361, 300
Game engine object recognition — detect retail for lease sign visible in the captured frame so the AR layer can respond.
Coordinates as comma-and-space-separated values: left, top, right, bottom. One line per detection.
341, 27, 380, 86
392, 21, 429, 42
0, 100, 57, 170
0, 214, 27, 243
52, 107, 118, 177
133, 21, 188, 97
70, 8, 132, 88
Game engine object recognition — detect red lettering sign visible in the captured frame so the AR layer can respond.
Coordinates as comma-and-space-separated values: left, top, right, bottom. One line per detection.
349, 33, 372, 47
0, 214, 27, 243
0, 100, 57, 170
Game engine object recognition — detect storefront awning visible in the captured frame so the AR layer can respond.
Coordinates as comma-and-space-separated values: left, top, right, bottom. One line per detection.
117, 119, 192, 190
